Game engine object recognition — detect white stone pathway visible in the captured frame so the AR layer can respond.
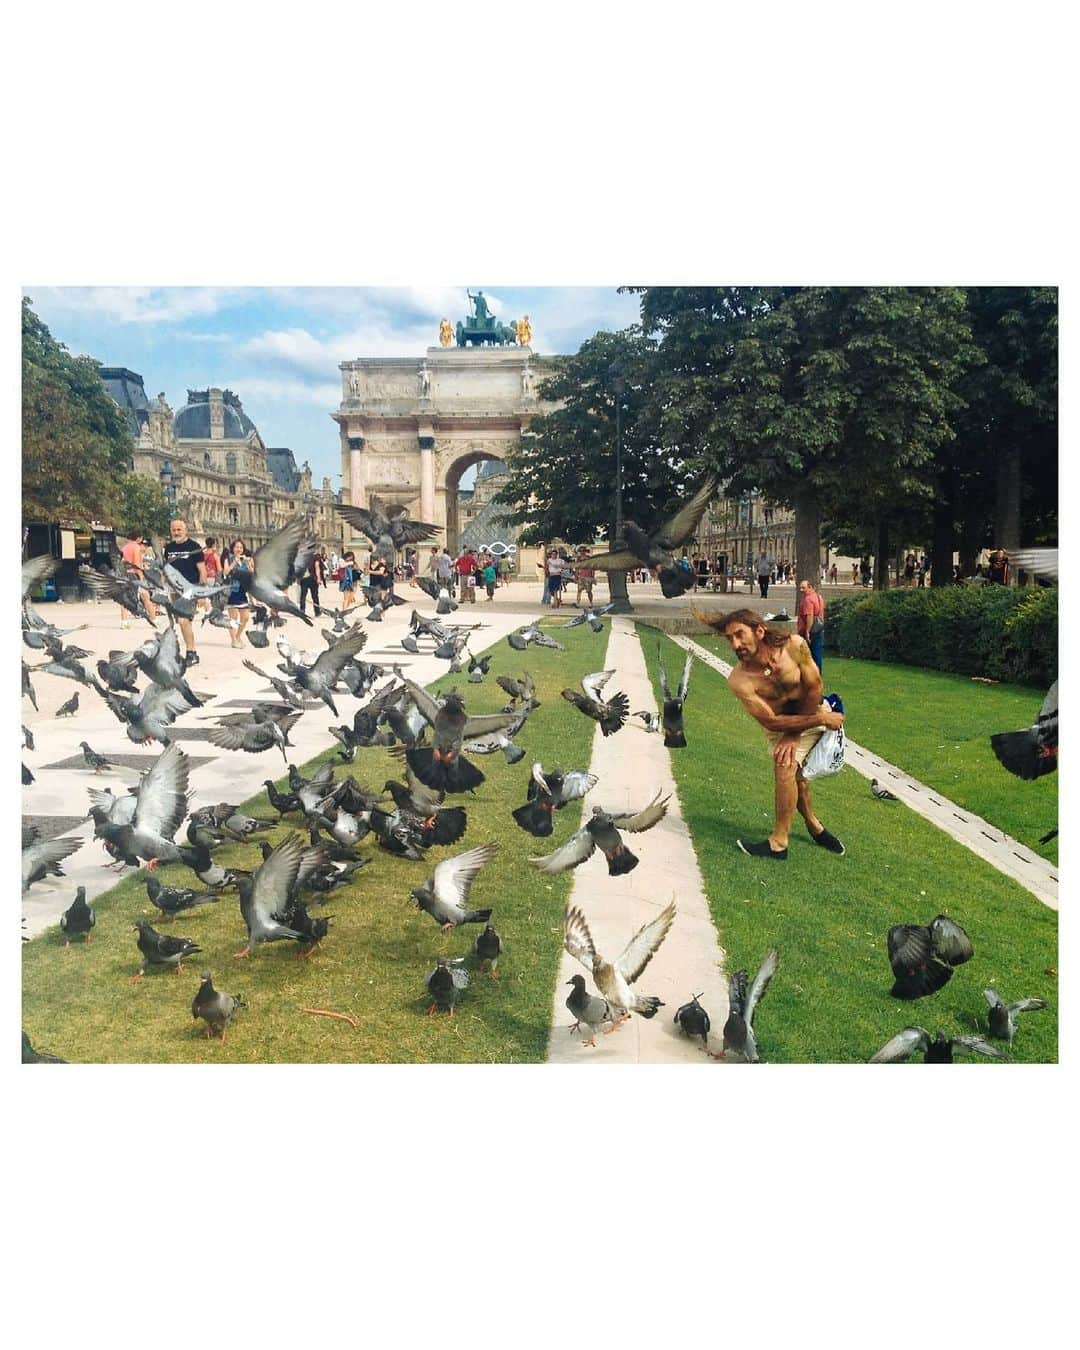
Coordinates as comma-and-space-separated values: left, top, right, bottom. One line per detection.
671, 636, 1058, 911
545, 618, 729, 1062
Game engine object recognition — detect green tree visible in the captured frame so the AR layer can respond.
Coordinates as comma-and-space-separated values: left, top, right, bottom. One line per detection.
493, 327, 698, 609
632, 286, 978, 588
117, 474, 174, 537
22, 296, 134, 524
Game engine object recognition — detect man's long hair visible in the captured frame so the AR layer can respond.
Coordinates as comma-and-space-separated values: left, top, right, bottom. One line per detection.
692, 606, 791, 648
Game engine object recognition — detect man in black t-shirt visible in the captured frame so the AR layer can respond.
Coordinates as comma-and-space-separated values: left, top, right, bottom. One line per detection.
163, 518, 207, 664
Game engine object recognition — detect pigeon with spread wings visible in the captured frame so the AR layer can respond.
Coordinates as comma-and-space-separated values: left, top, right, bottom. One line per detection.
990, 681, 1057, 781
410, 841, 498, 931
512, 762, 597, 837
97, 742, 191, 870
227, 516, 317, 626
887, 914, 974, 999
530, 790, 670, 876
402, 680, 518, 793
334, 497, 440, 565
288, 625, 369, 716
233, 832, 307, 957
563, 900, 676, 1024
657, 645, 692, 748
869, 1027, 1005, 1064
716, 949, 778, 1062
561, 670, 629, 738
586, 475, 719, 598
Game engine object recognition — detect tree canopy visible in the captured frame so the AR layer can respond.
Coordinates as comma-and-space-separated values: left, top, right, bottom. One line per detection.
22, 296, 134, 525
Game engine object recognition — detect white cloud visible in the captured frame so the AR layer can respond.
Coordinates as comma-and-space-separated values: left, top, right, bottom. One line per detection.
26, 286, 239, 324
229, 374, 343, 407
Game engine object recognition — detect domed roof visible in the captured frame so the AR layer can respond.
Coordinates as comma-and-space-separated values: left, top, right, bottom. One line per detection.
476, 457, 506, 480
173, 388, 259, 441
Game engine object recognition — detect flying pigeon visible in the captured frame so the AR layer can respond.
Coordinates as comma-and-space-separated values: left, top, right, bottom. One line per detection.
290, 626, 370, 715
530, 791, 670, 876
560, 603, 615, 633
233, 832, 308, 957
229, 517, 317, 625
96, 650, 141, 693
1010, 548, 1058, 584
22, 553, 60, 600
335, 497, 441, 565
207, 712, 301, 763
242, 658, 304, 710
869, 1027, 1005, 1063
22, 761, 34, 785
403, 681, 519, 793
426, 958, 470, 1016
22, 661, 39, 710
717, 950, 778, 1062
990, 681, 1058, 780
564, 901, 676, 1024
473, 923, 503, 978
467, 653, 491, 684
192, 971, 245, 1040
461, 701, 534, 765
415, 576, 458, 614
145, 875, 220, 921
133, 628, 202, 706
657, 645, 692, 748
871, 779, 899, 801
512, 762, 597, 837
565, 975, 614, 1046
983, 988, 1048, 1043
674, 993, 711, 1049
22, 834, 83, 892
586, 475, 719, 597
96, 741, 191, 870
410, 841, 498, 931
59, 887, 95, 945
77, 564, 157, 626
496, 672, 538, 710
561, 671, 629, 738
508, 621, 565, 652
132, 919, 201, 978
888, 914, 974, 1000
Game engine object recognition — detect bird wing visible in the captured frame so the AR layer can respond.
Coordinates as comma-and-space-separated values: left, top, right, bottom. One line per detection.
983, 988, 1005, 1011
23, 835, 83, 884
887, 924, 931, 976
164, 562, 221, 598
1008, 998, 1047, 1014
655, 474, 719, 550
582, 670, 615, 702
743, 948, 779, 1027
929, 915, 974, 966
677, 653, 693, 703
254, 516, 308, 588
22, 554, 60, 599
951, 1035, 1006, 1059
207, 724, 262, 751
151, 627, 186, 684
562, 689, 600, 720
586, 548, 643, 571
415, 576, 439, 602
403, 680, 443, 728
251, 833, 305, 925
389, 516, 441, 547
612, 790, 671, 832
333, 503, 386, 548
869, 1027, 930, 1063
563, 906, 597, 972
133, 743, 190, 839
657, 646, 671, 701
530, 630, 566, 650
558, 770, 597, 803
310, 626, 369, 679
530, 827, 596, 874
432, 842, 498, 908
1010, 548, 1058, 584
462, 711, 519, 737
615, 900, 677, 983
136, 683, 191, 724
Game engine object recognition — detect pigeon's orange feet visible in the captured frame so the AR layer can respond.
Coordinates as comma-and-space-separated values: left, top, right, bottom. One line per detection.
232, 948, 251, 959
145, 858, 161, 871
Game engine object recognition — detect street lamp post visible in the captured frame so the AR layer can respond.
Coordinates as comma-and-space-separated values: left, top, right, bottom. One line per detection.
607, 364, 632, 614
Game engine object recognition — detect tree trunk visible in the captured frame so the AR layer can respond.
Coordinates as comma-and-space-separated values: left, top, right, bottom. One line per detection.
994, 444, 1022, 584
874, 517, 890, 590
931, 467, 955, 585
792, 484, 821, 587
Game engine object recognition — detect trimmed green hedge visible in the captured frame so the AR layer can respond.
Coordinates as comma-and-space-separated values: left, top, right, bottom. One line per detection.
826, 585, 1057, 686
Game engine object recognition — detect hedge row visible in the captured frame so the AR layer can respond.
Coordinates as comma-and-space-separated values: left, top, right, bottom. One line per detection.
825, 584, 1057, 686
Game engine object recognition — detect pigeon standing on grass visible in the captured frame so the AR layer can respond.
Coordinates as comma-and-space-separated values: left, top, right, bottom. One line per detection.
887, 915, 973, 1000
132, 919, 201, 979
146, 875, 220, 921
984, 988, 1048, 1043
714, 950, 779, 1062
563, 901, 676, 1026
473, 923, 503, 978
869, 1027, 1005, 1063
530, 792, 670, 876
22, 1031, 67, 1063
426, 958, 470, 1016
565, 975, 614, 1047
192, 971, 245, 1040
410, 842, 498, 931
233, 833, 307, 957
59, 887, 95, 945
871, 779, 899, 801
674, 993, 711, 1048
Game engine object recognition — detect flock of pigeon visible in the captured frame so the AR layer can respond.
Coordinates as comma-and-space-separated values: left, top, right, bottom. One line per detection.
20, 492, 1059, 1064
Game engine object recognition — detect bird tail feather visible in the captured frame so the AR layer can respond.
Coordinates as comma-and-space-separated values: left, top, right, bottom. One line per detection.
990, 729, 1055, 780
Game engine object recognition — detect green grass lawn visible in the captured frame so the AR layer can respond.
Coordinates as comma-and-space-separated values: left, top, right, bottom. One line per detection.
22, 622, 608, 1063
638, 627, 1059, 1064
690, 635, 1058, 864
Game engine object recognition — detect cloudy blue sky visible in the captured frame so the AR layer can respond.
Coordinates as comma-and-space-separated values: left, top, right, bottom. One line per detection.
26, 286, 642, 488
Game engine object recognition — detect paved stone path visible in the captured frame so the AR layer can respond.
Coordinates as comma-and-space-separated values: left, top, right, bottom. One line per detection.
20, 594, 527, 937
546, 617, 729, 1063
672, 636, 1059, 911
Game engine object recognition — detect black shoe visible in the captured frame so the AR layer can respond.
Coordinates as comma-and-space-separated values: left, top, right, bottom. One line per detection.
736, 838, 787, 860
810, 826, 845, 855
185, 652, 200, 668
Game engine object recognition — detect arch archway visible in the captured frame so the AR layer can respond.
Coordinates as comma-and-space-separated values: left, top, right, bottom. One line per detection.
442, 451, 506, 554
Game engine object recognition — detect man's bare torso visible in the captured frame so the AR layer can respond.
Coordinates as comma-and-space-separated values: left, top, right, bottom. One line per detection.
729, 637, 811, 715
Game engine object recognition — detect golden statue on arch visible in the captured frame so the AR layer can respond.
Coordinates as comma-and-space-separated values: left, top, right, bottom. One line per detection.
439, 317, 453, 347
515, 314, 532, 346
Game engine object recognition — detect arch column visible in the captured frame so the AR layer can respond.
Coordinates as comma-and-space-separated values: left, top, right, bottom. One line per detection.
348, 441, 367, 512
418, 432, 436, 522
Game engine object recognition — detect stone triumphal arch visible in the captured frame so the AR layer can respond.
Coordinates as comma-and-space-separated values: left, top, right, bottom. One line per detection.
333, 342, 552, 553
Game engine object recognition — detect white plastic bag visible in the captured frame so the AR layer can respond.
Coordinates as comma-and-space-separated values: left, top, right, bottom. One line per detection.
801, 725, 846, 780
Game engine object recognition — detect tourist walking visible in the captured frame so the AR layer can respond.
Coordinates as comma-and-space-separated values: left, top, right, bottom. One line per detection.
119, 528, 157, 627
223, 539, 254, 647
498, 554, 513, 587
859, 556, 872, 588
163, 519, 206, 664
368, 551, 391, 596
480, 553, 497, 600
339, 551, 358, 611
574, 547, 595, 606
299, 551, 326, 617
546, 549, 566, 609
755, 550, 775, 600
829, 562, 838, 585
797, 576, 826, 673
455, 546, 479, 602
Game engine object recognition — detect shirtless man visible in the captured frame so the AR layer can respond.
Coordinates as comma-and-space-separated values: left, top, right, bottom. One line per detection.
697, 607, 846, 860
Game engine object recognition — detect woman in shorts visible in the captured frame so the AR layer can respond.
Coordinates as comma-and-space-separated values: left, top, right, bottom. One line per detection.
223, 539, 254, 647
339, 551, 358, 611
